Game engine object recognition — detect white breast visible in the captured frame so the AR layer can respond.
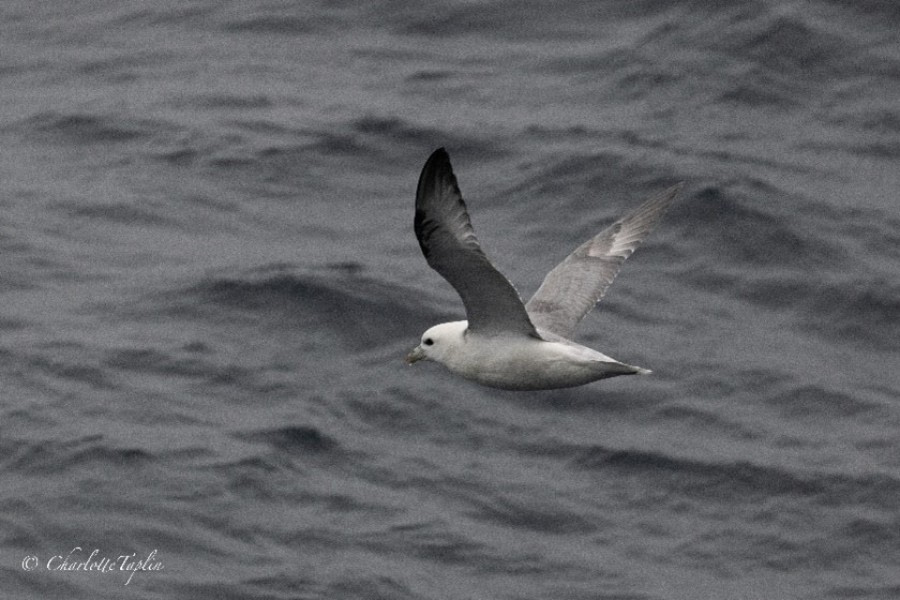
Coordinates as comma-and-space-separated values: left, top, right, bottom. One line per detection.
440, 333, 634, 391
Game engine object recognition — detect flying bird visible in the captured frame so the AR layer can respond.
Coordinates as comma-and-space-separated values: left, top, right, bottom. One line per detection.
406, 148, 681, 390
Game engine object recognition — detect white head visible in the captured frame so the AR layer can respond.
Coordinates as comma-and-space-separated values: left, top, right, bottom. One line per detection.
406, 320, 468, 365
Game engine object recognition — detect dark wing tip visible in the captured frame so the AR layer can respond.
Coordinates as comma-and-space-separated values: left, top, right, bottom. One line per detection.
421, 147, 450, 175
415, 147, 459, 258
416, 148, 453, 196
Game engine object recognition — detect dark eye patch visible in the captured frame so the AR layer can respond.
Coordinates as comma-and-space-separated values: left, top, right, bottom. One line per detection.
423, 338, 434, 346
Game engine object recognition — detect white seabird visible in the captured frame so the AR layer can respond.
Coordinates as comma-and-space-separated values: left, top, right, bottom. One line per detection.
406, 148, 682, 391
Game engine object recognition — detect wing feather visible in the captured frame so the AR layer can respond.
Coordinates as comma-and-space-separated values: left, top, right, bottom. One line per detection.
415, 148, 538, 337
525, 183, 682, 339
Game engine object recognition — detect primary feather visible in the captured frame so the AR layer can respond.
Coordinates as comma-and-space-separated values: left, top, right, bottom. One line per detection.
525, 183, 682, 339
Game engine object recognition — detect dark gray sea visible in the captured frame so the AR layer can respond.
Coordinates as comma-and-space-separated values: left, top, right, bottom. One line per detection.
2, 1, 899, 598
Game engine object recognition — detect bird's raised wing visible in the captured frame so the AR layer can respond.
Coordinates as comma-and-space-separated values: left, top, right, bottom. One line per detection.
415, 148, 538, 337
525, 183, 682, 339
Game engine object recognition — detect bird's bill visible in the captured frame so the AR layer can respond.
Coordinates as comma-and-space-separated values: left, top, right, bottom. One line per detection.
405, 346, 426, 364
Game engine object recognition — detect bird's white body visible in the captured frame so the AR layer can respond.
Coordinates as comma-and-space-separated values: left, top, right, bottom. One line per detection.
409, 321, 649, 391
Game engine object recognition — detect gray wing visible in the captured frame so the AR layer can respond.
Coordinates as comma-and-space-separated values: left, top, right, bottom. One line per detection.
415, 148, 538, 337
525, 183, 683, 339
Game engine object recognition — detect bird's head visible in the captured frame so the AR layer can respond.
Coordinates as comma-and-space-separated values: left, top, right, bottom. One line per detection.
405, 321, 468, 365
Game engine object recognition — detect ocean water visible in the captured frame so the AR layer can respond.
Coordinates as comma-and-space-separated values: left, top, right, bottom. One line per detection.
1, 1, 899, 598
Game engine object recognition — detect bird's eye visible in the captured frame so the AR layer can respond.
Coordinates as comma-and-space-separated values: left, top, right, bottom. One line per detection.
423, 338, 434, 346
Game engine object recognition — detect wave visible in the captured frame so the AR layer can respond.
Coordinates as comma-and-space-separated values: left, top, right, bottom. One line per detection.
220, 15, 331, 35
173, 263, 443, 347
459, 487, 597, 535
676, 183, 847, 270
2, 435, 152, 475
21, 111, 175, 145
763, 383, 878, 418
688, 268, 900, 352
235, 425, 340, 455
103, 346, 270, 390
182, 114, 504, 191
572, 444, 900, 510
21, 348, 115, 390
66, 202, 174, 227
801, 277, 900, 352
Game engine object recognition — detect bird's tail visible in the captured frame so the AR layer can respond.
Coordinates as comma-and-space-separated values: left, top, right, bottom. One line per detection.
594, 360, 651, 378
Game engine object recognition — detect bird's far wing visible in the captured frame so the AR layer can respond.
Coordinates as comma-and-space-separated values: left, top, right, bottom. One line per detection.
525, 183, 682, 339
415, 148, 538, 337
